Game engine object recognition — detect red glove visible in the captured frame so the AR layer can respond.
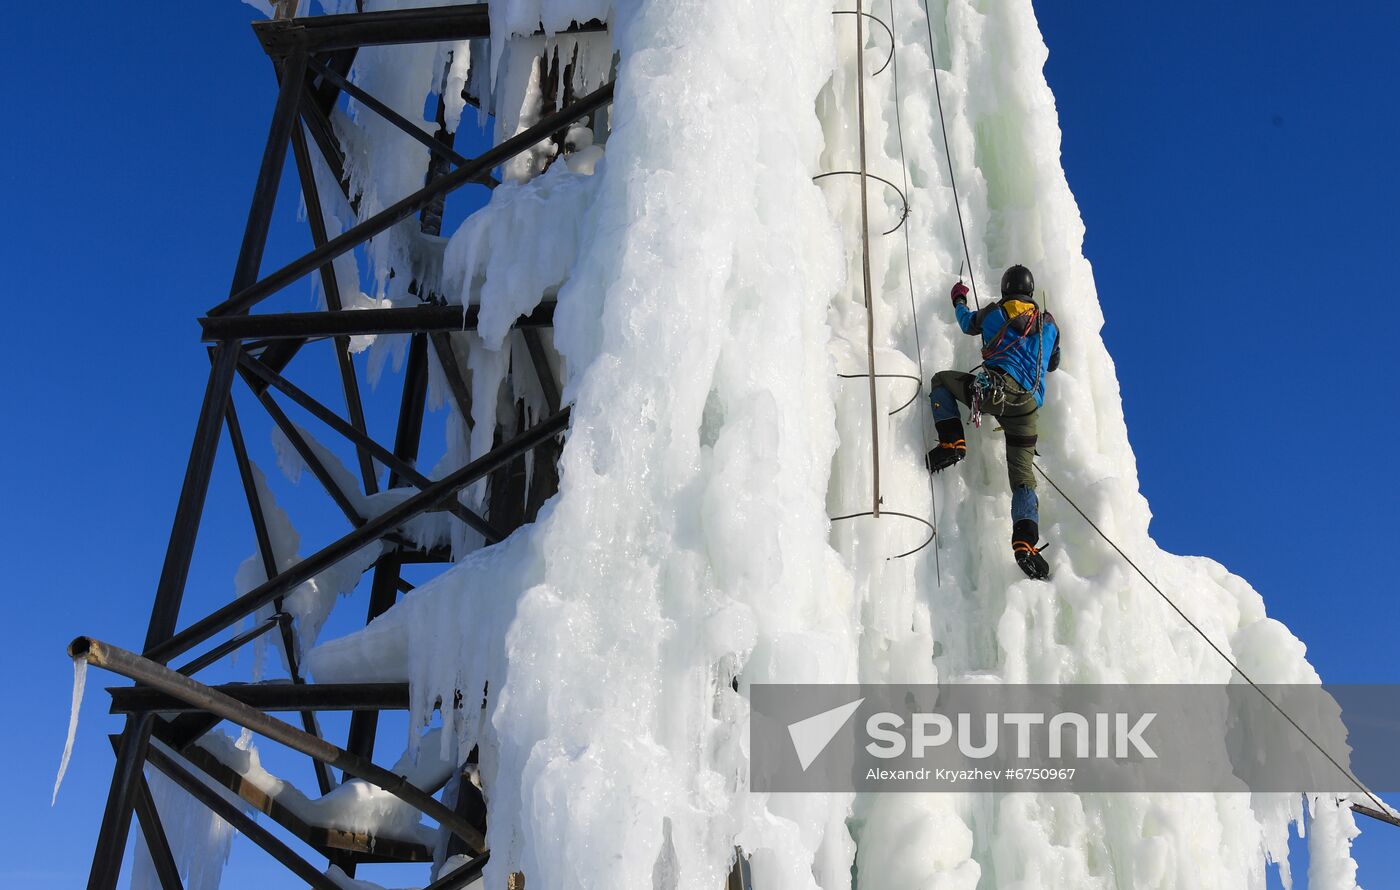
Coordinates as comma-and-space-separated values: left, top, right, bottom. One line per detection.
950, 281, 969, 307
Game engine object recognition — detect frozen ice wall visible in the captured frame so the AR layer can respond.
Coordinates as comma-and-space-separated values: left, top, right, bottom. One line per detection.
269, 0, 1366, 887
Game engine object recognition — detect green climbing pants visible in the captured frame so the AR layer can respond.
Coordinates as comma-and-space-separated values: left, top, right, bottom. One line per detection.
930, 368, 1038, 492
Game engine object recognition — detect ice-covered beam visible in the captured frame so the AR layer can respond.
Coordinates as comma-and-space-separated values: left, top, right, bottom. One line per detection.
305, 56, 497, 189
254, 5, 491, 55
207, 81, 614, 316
1353, 803, 1400, 829
200, 301, 556, 341
142, 740, 343, 890
253, 4, 606, 56
174, 742, 433, 864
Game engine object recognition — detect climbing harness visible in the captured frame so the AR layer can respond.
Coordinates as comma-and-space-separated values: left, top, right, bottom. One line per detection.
966, 370, 994, 427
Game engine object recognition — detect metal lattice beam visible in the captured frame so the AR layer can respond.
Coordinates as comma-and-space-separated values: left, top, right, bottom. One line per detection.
109, 682, 411, 714
208, 82, 613, 316
145, 407, 570, 664
201, 301, 556, 341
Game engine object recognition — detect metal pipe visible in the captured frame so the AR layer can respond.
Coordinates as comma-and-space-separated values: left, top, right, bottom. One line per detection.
208, 83, 614, 317
73, 637, 486, 853
145, 407, 569, 663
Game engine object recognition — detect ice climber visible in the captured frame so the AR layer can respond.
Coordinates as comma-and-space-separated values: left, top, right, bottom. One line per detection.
926, 264, 1061, 580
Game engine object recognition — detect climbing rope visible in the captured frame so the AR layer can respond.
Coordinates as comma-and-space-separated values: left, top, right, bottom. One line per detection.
885, 0, 942, 582
919, 0, 980, 310
1033, 465, 1391, 817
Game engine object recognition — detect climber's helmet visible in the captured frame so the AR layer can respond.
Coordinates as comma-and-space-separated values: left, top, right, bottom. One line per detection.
1000, 264, 1035, 299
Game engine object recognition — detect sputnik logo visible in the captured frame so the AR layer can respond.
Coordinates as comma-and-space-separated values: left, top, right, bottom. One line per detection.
787, 698, 864, 770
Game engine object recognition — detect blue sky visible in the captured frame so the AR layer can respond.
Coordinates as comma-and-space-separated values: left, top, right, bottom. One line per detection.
1, 1, 1396, 887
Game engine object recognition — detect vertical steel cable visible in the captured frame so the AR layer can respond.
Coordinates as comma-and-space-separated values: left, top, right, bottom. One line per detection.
854, 0, 882, 517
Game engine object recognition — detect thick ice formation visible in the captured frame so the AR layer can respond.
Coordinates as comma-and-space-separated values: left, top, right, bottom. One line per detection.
222, 0, 1365, 888
131, 739, 243, 890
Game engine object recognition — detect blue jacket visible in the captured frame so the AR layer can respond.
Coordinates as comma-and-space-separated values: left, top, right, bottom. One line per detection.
955, 298, 1061, 405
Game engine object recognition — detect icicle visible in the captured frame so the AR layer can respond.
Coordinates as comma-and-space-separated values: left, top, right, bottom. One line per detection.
51, 655, 88, 805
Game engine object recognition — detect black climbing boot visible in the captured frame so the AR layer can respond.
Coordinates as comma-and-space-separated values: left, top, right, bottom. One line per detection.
925, 417, 967, 474
1012, 519, 1050, 580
